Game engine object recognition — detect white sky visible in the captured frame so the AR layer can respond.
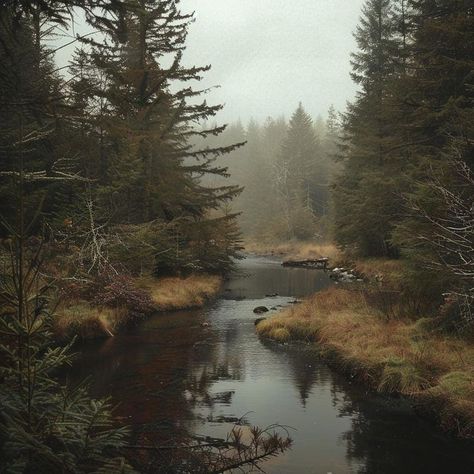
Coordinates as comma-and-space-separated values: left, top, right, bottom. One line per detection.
181, 0, 365, 122
55, 0, 366, 123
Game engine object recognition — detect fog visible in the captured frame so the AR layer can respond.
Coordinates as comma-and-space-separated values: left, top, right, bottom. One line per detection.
55, 0, 365, 122
48, 0, 369, 241
182, 0, 365, 121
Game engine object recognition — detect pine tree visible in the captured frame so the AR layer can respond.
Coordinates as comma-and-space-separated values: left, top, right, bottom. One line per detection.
391, 0, 474, 263
333, 0, 404, 257
275, 103, 324, 239
67, 0, 245, 274
0, 7, 135, 470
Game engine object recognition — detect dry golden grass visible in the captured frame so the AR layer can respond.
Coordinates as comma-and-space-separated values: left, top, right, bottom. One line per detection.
54, 274, 222, 340
55, 302, 127, 340
352, 258, 405, 282
137, 274, 222, 311
244, 240, 342, 263
256, 286, 474, 438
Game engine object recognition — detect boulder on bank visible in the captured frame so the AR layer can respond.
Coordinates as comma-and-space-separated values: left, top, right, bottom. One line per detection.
253, 306, 269, 314
330, 267, 362, 283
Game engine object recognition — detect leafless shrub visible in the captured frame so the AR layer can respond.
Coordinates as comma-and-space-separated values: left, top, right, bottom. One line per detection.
407, 157, 474, 332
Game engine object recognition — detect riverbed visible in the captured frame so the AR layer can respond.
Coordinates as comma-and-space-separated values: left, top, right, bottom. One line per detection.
71, 256, 474, 473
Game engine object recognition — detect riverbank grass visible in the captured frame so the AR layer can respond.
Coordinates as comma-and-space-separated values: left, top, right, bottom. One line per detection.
256, 287, 474, 438
136, 274, 222, 311
55, 274, 222, 339
55, 303, 126, 339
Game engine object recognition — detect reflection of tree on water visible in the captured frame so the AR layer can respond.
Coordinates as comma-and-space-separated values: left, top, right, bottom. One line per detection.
340, 399, 474, 473
260, 339, 322, 407
69, 310, 222, 448
263, 342, 474, 474
185, 358, 243, 409
287, 349, 321, 407
130, 344, 289, 474
326, 367, 474, 474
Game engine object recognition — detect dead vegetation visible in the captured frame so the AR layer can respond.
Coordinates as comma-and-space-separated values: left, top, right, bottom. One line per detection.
244, 240, 341, 263
55, 274, 222, 340
136, 274, 222, 311
256, 286, 474, 438
55, 303, 125, 339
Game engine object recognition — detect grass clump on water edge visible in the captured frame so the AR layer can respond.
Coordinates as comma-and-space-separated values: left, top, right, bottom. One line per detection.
256, 286, 474, 438
377, 356, 431, 395
136, 274, 222, 311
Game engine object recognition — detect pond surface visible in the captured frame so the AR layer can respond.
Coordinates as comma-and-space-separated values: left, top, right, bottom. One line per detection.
71, 256, 474, 473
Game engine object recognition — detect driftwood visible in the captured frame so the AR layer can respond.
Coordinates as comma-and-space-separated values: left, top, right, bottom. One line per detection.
282, 258, 329, 270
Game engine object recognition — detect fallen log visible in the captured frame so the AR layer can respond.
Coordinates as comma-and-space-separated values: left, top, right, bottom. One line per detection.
282, 258, 329, 270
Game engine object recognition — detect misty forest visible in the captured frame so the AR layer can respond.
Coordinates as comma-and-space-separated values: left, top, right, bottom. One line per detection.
0, 0, 473, 473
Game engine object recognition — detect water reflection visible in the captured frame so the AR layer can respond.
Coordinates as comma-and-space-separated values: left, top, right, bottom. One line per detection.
70, 256, 474, 473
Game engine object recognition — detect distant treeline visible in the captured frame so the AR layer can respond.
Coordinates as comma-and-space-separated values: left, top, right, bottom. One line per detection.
211, 0, 473, 325
200, 104, 340, 241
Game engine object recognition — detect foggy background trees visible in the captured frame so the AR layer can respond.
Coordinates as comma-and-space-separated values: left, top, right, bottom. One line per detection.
201, 103, 339, 242
0, 0, 473, 469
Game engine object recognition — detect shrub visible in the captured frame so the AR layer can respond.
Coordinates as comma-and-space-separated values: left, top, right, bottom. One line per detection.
435, 294, 474, 339
92, 273, 155, 320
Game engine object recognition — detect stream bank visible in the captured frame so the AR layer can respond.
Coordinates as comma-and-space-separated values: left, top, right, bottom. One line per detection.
55, 273, 223, 340
256, 285, 474, 440
69, 256, 474, 473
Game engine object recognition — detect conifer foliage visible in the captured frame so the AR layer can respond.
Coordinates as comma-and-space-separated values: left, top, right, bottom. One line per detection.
63, 0, 246, 275
334, 0, 474, 324
0, 1, 270, 472
0, 0, 245, 278
334, 0, 474, 261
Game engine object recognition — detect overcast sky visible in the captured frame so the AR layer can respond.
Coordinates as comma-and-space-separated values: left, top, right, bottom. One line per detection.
56, 0, 366, 124
181, 0, 365, 123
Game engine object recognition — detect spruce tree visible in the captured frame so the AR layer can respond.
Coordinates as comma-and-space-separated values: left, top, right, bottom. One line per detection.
67, 0, 245, 274
392, 0, 474, 262
333, 0, 404, 257
275, 103, 324, 239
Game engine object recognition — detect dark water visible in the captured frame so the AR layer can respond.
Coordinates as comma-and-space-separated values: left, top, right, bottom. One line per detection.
71, 256, 474, 473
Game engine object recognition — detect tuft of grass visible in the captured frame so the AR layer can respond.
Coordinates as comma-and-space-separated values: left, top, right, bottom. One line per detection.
423, 371, 474, 437
55, 302, 127, 339
430, 371, 474, 399
136, 274, 222, 311
268, 327, 291, 343
378, 356, 430, 395
256, 286, 474, 438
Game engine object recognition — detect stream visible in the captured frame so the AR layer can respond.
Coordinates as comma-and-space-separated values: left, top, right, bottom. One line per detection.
71, 256, 474, 473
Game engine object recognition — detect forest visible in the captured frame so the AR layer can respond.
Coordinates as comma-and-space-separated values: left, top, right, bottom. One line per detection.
0, 0, 473, 473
